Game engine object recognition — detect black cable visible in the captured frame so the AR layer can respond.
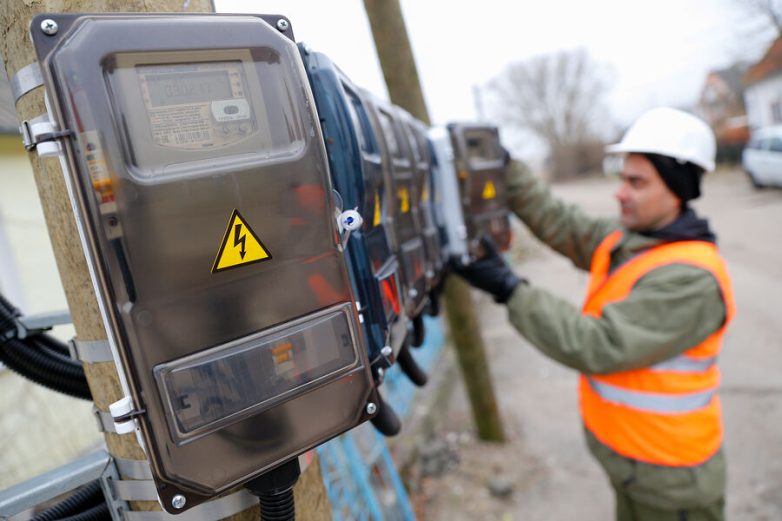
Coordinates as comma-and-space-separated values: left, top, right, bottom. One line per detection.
58, 503, 111, 521
31, 481, 103, 521
410, 314, 426, 347
36, 331, 72, 356
0, 292, 91, 400
396, 341, 428, 387
370, 392, 402, 436
0, 338, 91, 399
245, 459, 300, 521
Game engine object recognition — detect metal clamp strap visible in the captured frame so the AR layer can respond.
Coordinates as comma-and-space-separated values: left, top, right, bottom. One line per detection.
10, 62, 43, 103
110, 479, 158, 502
113, 458, 153, 480
122, 490, 258, 521
69, 338, 114, 363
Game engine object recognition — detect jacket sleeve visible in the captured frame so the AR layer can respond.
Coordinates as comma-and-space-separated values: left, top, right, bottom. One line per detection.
505, 263, 727, 374
504, 160, 617, 271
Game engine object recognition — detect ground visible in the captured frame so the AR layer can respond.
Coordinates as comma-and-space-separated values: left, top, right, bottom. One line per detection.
407, 167, 782, 521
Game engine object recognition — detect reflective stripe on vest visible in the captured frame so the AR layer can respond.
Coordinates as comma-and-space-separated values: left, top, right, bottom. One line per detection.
650, 354, 717, 373
579, 230, 735, 467
586, 377, 717, 413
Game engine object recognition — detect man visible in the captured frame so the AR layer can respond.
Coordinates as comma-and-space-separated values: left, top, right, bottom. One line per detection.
453, 108, 734, 521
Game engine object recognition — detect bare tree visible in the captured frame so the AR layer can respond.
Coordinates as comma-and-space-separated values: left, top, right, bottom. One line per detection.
489, 48, 612, 179
736, 0, 782, 34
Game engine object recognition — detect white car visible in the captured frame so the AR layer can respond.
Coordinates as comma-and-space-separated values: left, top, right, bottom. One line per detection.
742, 126, 782, 188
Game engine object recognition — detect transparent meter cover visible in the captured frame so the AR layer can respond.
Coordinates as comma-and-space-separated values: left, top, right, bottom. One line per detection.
156, 303, 358, 442
36, 14, 373, 497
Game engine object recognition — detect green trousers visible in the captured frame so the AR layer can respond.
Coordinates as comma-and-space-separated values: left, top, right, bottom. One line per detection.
615, 488, 725, 521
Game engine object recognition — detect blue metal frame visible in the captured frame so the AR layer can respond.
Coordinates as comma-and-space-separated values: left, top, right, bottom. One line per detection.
318, 316, 443, 521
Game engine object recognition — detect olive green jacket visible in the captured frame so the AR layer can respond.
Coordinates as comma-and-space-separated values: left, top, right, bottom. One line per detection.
503, 160, 728, 510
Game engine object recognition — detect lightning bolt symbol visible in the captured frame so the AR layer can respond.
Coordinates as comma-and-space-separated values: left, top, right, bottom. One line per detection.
233, 223, 247, 259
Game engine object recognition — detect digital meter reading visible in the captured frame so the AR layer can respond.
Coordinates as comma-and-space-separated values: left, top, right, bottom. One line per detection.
136, 61, 256, 150
146, 71, 233, 107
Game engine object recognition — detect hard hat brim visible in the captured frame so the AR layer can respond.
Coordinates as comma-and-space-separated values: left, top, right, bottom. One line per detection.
603, 143, 714, 172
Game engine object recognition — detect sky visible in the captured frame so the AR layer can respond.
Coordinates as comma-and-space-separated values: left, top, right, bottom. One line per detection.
215, 0, 777, 156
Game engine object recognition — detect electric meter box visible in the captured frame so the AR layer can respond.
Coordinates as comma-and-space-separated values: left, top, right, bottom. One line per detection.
30, 13, 376, 512
300, 46, 408, 370
359, 90, 429, 321
448, 123, 512, 252
397, 110, 444, 290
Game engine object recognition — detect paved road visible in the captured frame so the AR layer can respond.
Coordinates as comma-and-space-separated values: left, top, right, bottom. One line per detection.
418, 168, 782, 520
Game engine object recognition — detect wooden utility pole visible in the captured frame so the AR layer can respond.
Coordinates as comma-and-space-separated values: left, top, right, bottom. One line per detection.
362, 0, 505, 442
1, 2, 331, 519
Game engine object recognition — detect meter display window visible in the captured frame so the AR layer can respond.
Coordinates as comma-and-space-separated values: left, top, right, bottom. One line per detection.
464, 129, 501, 168
107, 50, 306, 181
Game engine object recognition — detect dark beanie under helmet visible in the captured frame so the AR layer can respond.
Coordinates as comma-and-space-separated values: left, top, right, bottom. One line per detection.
642, 153, 705, 204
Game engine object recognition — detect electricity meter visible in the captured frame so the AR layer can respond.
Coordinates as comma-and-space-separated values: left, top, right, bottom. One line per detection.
397, 110, 445, 299
448, 123, 513, 252
359, 90, 429, 345
30, 13, 375, 512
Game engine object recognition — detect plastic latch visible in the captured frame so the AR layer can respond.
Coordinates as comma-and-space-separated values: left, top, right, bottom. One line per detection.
19, 114, 73, 155
336, 208, 363, 248
109, 396, 142, 435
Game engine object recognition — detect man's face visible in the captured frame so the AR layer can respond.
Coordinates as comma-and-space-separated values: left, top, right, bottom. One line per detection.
614, 154, 682, 231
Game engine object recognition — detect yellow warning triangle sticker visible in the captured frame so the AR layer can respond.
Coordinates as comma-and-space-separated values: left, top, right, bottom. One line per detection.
397, 187, 410, 213
212, 209, 272, 273
482, 180, 497, 200
373, 192, 382, 227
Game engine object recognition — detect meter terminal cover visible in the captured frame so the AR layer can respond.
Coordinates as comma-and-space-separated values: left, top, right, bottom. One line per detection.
30, 13, 376, 513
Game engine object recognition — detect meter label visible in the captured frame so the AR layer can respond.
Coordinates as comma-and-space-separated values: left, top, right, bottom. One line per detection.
482, 180, 497, 200
212, 210, 271, 273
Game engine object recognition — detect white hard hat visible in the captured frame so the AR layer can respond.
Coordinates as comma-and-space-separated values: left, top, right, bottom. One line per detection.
606, 107, 716, 172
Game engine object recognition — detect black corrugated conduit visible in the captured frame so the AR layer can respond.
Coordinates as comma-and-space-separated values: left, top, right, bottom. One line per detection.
0, 293, 92, 400
31, 480, 106, 521
245, 459, 300, 521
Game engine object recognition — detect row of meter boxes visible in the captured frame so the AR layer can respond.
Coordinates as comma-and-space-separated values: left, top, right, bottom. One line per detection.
301, 44, 513, 436
24, 13, 512, 513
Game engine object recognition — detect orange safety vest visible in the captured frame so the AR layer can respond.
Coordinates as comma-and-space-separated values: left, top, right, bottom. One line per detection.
579, 230, 735, 467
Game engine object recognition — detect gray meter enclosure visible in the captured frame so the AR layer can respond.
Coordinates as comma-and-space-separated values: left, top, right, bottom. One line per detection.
31, 13, 375, 509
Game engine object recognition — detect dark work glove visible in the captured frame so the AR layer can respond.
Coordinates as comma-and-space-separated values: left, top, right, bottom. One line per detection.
449, 236, 524, 304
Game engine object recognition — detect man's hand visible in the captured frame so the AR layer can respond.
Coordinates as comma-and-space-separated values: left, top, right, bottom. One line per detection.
449, 236, 524, 304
